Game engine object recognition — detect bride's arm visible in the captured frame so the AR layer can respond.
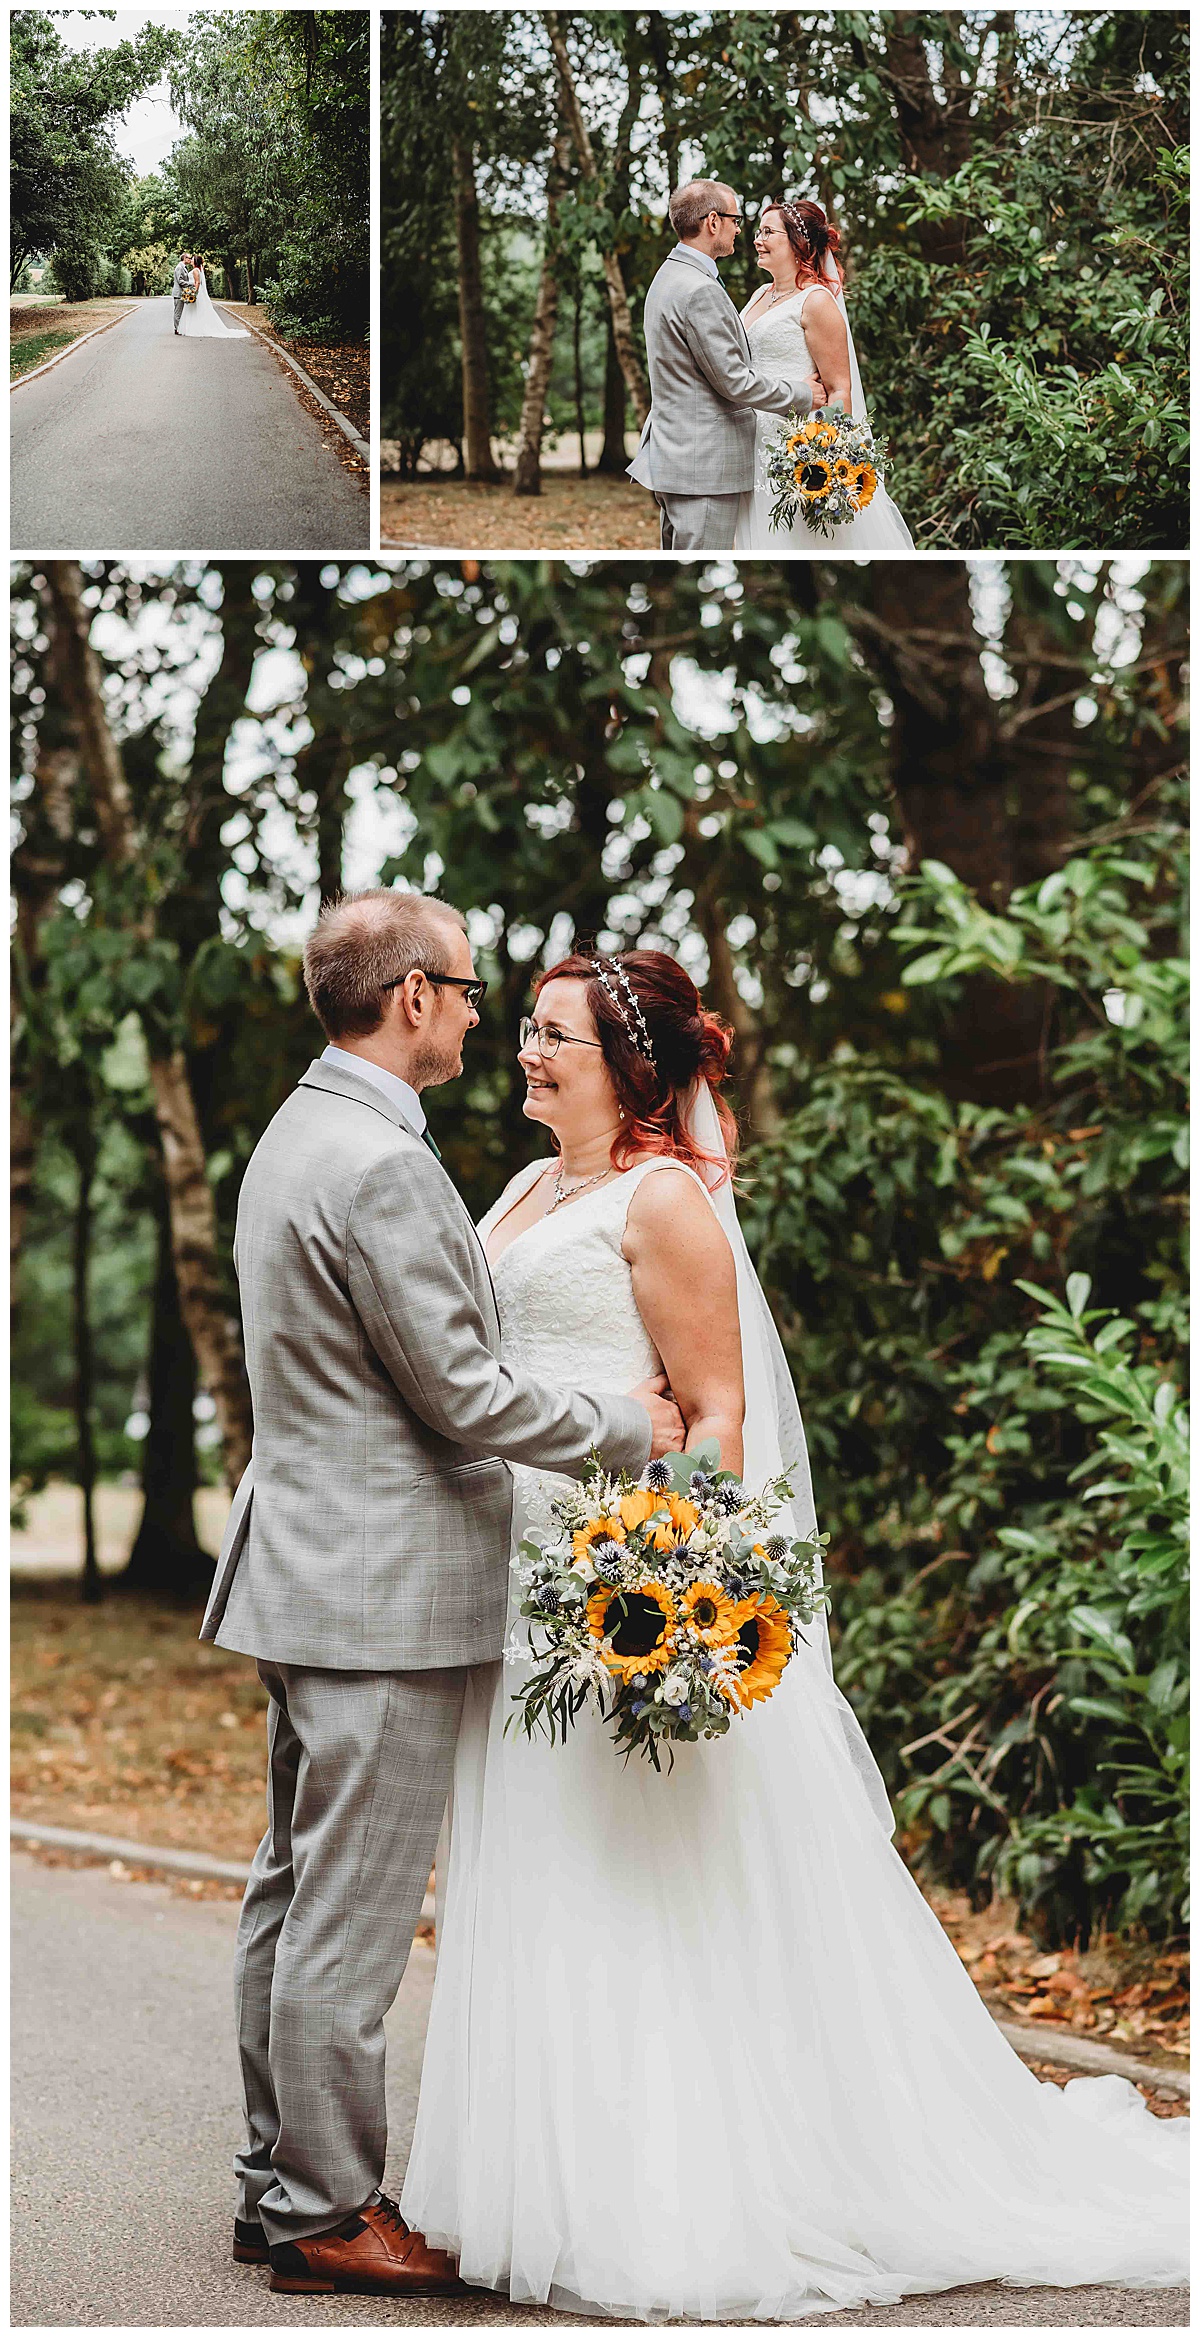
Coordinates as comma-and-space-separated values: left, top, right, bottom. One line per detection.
622, 1169, 745, 1473
797, 287, 853, 411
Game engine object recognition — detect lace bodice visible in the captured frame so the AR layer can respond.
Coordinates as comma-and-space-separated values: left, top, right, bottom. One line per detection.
741, 285, 821, 374
480, 1159, 698, 1393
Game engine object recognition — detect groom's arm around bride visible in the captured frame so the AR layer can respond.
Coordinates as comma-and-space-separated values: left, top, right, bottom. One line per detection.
628, 178, 823, 553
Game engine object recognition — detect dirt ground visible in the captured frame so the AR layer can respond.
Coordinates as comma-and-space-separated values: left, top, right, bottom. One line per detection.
10, 297, 136, 379
381, 473, 660, 551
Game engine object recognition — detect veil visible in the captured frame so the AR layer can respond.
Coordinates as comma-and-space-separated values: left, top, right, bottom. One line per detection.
683, 1078, 895, 1835
184, 270, 250, 341
821, 250, 867, 426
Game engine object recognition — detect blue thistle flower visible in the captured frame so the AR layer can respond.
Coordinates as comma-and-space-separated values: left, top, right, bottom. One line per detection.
592, 1538, 625, 1583
764, 1534, 791, 1561
690, 1470, 714, 1499
645, 1458, 672, 1491
716, 1479, 746, 1514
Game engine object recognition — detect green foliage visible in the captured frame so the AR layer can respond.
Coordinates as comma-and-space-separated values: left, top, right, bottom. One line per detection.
745, 825, 1188, 1942
382, 9, 1188, 538
168, 9, 369, 341
10, 557, 1187, 1935
9, 10, 177, 293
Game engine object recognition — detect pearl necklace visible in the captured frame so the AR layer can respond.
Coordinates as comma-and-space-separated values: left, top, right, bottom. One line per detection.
547, 1165, 613, 1213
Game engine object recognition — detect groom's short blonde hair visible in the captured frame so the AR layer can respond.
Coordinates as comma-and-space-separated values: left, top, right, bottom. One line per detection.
303, 889, 468, 1040
669, 179, 734, 239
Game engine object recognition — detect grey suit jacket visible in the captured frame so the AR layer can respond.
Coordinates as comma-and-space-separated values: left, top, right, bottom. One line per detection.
200, 1060, 651, 1669
627, 246, 813, 497
172, 261, 192, 299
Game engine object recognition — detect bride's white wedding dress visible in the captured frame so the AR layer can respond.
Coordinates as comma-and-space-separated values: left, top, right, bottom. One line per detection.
401, 1152, 1188, 2322
734, 274, 914, 552
179, 269, 250, 340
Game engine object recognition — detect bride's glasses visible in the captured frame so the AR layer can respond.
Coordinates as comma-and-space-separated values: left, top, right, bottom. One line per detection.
519, 1018, 603, 1060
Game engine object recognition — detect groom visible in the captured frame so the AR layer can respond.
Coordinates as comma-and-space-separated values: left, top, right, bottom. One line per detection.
172, 251, 193, 335
628, 178, 824, 552
201, 889, 684, 2297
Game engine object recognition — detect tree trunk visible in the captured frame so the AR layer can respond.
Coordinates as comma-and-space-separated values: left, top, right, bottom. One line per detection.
597, 318, 629, 473
11, 677, 76, 1303
645, 15, 680, 194
546, 11, 650, 426
451, 132, 501, 481
572, 279, 588, 473
846, 565, 1080, 1106
70, 1107, 102, 1606
513, 120, 571, 497
41, 561, 254, 1488
123, 1173, 208, 1594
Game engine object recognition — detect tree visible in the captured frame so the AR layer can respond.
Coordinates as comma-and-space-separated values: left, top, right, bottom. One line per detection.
10, 11, 177, 290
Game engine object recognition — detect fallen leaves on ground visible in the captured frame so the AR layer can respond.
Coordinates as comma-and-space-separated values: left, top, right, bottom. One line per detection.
220, 303, 369, 495
381, 475, 659, 551
927, 1886, 1189, 2064
11, 1579, 270, 1861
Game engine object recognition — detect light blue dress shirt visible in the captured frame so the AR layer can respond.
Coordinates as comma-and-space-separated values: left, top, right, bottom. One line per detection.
675, 244, 719, 278
321, 1045, 427, 1136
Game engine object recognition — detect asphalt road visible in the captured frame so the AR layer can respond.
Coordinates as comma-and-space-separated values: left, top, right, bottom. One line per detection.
11, 1855, 1189, 2331
10, 297, 367, 552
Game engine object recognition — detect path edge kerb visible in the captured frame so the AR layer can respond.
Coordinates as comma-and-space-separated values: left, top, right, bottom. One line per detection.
11, 1816, 437, 1922
10, 305, 136, 391
10, 1819, 1187, 2096
232, 310, 370, 460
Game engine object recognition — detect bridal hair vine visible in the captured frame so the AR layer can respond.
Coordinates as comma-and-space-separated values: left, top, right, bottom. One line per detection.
590, 956, 656, 1065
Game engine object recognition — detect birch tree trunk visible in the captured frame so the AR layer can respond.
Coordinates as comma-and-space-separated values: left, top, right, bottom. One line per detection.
41, 561, 253, 1487
513, 120, 571, 496
451, 131, 501, 480
545, 11, 650, 426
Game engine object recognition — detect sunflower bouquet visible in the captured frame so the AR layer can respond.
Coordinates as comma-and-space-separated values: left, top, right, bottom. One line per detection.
763, 400, 887, 539
506, 1442, 828, 1770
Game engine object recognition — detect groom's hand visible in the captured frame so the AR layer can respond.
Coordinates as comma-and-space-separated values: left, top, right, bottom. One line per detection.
806, 371, 828, 408
629, 1373, 687, 1457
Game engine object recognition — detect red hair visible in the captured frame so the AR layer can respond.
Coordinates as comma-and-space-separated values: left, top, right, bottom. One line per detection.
762, 197, 844, 293
534, 949, 737, 1183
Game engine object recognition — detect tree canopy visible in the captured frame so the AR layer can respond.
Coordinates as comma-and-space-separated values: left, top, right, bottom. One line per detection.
382, 9, 1189, 546
11, 554, 1187, 1943
10, 10, 176, 294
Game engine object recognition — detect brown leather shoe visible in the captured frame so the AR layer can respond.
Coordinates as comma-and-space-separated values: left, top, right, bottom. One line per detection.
268, 2193, 466, 2296
233, 2217, 269, 2265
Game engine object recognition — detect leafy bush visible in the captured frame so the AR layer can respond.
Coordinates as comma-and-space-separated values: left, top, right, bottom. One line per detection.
743, 829, 1188, 1942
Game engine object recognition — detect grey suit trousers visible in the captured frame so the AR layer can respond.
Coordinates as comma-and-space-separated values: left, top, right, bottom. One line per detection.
173, 294, 185, 332
233, 1660, 473, 2241
656, 491, 741, 552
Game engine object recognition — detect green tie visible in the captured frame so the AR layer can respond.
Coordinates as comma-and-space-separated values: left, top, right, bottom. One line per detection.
421, 1128, 442, 1162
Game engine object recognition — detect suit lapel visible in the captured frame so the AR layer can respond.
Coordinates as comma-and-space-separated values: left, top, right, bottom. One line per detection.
296, 1062, 503, 1344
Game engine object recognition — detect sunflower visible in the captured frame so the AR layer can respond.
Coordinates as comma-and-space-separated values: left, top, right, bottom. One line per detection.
785, 431, 805, 453
800, 416, 837, 446
794, 459, 833, 500
616, 1487, 699, 1549
679, 1579, 740, 1646
854, 464, 878, 510
587, 1578, 677, 1680
572, 1514, 626, 1565
717, 1594, 792, 1708
834, 459, 857, 484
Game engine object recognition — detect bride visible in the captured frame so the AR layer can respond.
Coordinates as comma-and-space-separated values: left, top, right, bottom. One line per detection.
180, 255, 250, 341
734, 198, 914, 552
401, 947, 1188, 2322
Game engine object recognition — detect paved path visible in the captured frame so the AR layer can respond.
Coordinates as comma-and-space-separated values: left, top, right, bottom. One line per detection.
11, 1856, 1188, 2330
10, 297, 367, 552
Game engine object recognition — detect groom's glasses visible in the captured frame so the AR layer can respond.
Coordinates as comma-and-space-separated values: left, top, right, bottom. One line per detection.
712, 210, 743, 224
519, 1018, 603, 1060
383, 972, 488, 1009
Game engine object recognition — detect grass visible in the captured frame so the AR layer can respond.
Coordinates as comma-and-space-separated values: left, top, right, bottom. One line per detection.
10, 297, 136, 380
11, 329, 78, 381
